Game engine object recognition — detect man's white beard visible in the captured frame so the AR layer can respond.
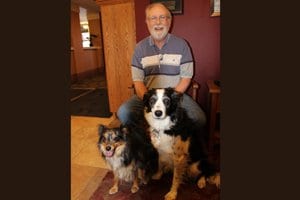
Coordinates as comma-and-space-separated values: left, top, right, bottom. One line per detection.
150, 26, 169, 41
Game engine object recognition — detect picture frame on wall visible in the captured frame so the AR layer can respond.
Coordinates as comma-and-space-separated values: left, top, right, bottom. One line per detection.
210, 0, 220, 17
150, 0, 183, 14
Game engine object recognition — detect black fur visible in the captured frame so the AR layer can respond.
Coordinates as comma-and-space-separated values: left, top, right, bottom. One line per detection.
98, 124, 159, 182
120, 124, 159, 180
143, 87, 219, 180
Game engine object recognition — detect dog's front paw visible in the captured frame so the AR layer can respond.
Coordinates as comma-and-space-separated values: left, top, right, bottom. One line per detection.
152, 170, 163, 180
140, 177, 148, 185
164, 191, 177, 200
197, 176, 206, 189
207, 173, 221, 188
109, 186, 118, 194
131, 185, 139, 193
138, 169, 148, 185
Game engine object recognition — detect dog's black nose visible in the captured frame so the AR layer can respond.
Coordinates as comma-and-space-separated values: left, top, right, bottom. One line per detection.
106, 146, 111, 151
155, 110, 163, 117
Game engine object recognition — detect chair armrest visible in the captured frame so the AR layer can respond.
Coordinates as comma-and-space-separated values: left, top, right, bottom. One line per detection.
191, 80, 200, 101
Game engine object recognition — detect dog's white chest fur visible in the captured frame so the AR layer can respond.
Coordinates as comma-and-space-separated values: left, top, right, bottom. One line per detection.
145, 113, 175, 170
144, 112, 175, 153
150, 128, 174, 171
106, 156, 135, 182
150, 128, 174, 153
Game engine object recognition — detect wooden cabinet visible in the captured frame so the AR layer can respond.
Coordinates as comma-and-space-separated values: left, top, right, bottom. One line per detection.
95, 0, 136, 113
207, 80, 220, 153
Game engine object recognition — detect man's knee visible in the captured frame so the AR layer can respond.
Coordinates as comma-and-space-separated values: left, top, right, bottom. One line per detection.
197, 111, 207, 127
117, 103, 129, 123
117, 97, 144, 125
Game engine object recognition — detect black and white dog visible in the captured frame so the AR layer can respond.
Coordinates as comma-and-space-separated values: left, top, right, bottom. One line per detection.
98, 124, 158, 194
143, 87, 220, 200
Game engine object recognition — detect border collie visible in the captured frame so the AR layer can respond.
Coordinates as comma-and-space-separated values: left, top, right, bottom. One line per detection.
97, 124, 158, 194
143, 87, 220, 200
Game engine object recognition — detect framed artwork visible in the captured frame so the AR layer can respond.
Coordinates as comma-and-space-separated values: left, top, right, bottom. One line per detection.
150, 0, 183, 14
210, 0, 220, 17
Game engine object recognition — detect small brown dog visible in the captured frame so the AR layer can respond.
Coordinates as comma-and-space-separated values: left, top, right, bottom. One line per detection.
97, 124, 158, 194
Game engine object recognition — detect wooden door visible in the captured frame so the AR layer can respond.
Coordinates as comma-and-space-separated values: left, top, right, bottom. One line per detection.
95, 0, 136, 113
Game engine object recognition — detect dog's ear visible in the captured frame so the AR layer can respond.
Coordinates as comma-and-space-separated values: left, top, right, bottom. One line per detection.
98, 124, 106, 136
143, 89, 154, 111
119, 124, 130, 140
165, 87, 182, 99
171, 89, 183, 103
120, 124, 130, 135
143, 90, 151, 103
170, 90, 183, 114
165, 87, 174, 94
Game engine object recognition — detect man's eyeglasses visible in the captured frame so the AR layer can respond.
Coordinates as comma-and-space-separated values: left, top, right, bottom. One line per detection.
147, 15, 171, 22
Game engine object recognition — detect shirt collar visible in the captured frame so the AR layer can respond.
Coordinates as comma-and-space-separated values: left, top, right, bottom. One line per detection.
148, 33, 171, 47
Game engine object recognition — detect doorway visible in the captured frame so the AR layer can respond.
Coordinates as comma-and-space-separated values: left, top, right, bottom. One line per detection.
71, 1, 111, 118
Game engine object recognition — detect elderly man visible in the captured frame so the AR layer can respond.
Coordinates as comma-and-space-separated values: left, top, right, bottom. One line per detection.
117, 3, 206, 127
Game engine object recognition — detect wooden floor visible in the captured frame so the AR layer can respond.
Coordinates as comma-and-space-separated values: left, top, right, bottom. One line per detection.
71, 73, 107, 89
71, 73, 113, 200
71, 115, 220, 200
71, 115, 118, 200
71, 74, 220, 200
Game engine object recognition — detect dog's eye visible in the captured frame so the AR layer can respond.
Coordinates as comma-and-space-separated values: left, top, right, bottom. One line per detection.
100, 136, 106, 142
163, 98, 170, 106
149, 97, 156, 106
114, 136, 122, 142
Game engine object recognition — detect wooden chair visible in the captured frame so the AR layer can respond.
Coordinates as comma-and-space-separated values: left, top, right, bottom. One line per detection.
190, 80, 200, 101
206, 80, 220, 155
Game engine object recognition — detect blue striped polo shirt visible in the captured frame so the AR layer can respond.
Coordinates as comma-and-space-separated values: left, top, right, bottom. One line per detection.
131, 34, 194, 89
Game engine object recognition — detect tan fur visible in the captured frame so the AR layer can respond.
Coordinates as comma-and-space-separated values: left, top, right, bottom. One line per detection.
99, 130, 140, 194
187, 161, 201, 177
145, 88, 220, 200
164, 136, 189, 200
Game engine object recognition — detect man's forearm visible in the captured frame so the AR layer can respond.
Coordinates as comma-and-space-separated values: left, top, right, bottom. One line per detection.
134, 81, 148, 99
175, 78, 191, 93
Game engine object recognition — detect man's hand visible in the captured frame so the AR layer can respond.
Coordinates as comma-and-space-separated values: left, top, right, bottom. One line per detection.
175, 78, 191, 93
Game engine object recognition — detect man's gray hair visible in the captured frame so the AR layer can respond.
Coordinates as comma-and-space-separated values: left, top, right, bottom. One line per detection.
145, 2, 172, 19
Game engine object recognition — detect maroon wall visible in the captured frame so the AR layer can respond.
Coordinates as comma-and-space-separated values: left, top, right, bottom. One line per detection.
134, 0, 220, 111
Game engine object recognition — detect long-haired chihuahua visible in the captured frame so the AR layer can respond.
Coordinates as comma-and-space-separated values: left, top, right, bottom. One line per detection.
97, 124, 158, 194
